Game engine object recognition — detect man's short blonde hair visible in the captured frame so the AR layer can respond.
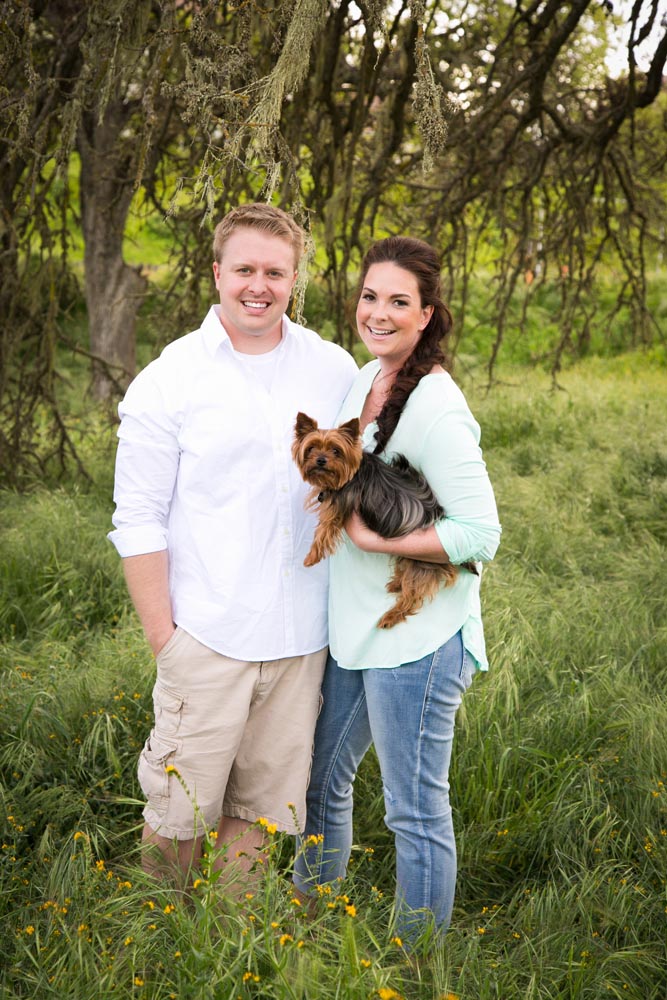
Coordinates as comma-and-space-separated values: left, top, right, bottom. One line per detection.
212, 203, 305, 267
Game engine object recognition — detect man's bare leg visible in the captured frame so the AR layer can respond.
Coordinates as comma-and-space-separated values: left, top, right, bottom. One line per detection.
141, 822, 202, 886
141, 817, 267, 899
214, 815, 267, 897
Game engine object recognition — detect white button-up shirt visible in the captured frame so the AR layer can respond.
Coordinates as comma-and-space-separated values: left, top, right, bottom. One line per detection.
109, 306, 358, 661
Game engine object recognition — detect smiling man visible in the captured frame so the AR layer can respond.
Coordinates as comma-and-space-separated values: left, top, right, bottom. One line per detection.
108, 204, 357, 887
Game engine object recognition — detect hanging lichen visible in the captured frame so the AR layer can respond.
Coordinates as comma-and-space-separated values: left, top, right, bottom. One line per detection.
411, 12, 452, 173
245, 0, 328, 159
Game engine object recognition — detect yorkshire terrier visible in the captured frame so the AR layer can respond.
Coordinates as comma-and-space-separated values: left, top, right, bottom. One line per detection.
292, 412, 477, 630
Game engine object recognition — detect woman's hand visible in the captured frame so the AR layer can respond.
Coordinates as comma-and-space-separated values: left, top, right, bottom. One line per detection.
344, 511, 385, 552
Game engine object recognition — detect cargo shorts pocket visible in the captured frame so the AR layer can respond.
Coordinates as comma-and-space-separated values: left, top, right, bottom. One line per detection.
155, 626, 185, 663
152, 679, 186, 738
137, 731, 179, 817
138, 681, 186, 817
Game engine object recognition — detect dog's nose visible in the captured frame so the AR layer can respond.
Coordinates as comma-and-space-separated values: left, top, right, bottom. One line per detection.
316, 455, 327, 467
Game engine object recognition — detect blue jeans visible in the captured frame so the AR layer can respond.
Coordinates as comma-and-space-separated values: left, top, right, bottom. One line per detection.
293, 630, 473, 939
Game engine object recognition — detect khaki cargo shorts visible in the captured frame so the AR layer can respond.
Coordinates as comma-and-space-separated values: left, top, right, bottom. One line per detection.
138, 627, 327, 840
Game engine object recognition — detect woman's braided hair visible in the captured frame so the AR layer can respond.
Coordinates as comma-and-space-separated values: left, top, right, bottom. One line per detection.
358, 236, 453, 455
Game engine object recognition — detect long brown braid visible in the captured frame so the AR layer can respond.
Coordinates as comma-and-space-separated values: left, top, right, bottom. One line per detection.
357, 237, 454, 455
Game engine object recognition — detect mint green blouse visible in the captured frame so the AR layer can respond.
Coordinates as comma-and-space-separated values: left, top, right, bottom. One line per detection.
328, 361, 501, 671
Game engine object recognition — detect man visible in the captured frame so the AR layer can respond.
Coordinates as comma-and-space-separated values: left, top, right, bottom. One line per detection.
109, 204, 357, 883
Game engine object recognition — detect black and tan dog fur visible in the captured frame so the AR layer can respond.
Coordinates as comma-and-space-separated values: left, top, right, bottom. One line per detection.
292, 412, 477, 630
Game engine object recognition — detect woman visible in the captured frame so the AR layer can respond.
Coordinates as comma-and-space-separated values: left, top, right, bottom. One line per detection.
293, 236, 501, 940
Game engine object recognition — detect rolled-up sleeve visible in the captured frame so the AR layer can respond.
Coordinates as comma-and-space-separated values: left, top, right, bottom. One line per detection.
108, 370, 181, 558
419, 404, 501, 565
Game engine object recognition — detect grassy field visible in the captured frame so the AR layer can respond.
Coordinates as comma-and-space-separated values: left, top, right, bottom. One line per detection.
1, 349, 666, 999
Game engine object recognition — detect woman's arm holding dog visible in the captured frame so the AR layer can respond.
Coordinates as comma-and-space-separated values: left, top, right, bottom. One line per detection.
344, 512, 451, 563
346, 389, 500, 564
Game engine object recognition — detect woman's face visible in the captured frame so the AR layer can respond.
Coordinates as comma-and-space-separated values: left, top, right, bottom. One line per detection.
356, 262, 433, 369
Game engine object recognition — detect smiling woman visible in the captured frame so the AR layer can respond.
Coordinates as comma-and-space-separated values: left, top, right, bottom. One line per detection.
356, 262, 434, 372
294, 235, 502, 946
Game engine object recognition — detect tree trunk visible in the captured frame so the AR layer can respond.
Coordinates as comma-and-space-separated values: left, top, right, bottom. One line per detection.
78, 106, 147, 401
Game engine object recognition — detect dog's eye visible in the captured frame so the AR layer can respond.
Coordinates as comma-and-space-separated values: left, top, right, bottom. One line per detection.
304, 446, 314, 458
332, 448, 341, 457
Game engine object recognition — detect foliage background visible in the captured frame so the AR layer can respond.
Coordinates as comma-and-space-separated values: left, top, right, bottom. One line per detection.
1, 1, 666, 996
1, 0, 666, 483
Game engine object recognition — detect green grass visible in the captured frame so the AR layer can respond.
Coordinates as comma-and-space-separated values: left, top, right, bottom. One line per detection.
1, 352, 666, 998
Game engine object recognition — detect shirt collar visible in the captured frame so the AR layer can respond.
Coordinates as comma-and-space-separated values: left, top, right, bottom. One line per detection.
201, 305, 294, 358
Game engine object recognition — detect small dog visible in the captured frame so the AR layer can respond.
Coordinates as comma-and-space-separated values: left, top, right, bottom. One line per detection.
292, 412, 477, 630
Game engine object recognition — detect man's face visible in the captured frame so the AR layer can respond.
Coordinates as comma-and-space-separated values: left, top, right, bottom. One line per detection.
212, 227, 298, 354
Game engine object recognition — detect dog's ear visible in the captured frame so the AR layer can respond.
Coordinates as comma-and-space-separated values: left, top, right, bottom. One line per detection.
294, 412, 318, 438
338, 417, 360, 441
